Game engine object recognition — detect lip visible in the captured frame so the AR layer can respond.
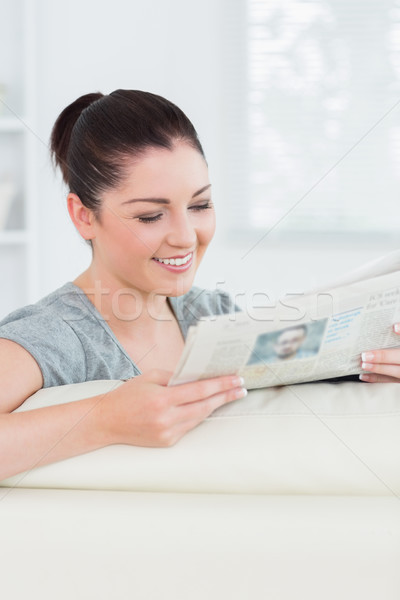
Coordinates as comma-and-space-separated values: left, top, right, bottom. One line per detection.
152, 251, 194, 273
155, 251, 194, 260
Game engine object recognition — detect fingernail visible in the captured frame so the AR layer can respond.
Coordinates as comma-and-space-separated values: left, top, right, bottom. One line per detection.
361, 352, 374, 362
359, 374, 371, 382
394, 323, 400, 333
361, 362, 373, 370
232, 376, 245, 387
235, 387, 248, 399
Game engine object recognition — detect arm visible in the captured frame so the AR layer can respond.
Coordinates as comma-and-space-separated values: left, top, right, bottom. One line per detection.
0, 340, 246, 480
0, 338, 111, 480
0, 385, 112, 481
0, 339, 43, 413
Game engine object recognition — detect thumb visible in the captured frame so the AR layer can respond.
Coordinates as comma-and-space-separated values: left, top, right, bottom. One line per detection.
142, 368, 174, 386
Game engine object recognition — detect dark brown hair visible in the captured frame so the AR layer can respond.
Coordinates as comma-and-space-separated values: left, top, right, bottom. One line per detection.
50, 89, 205, 215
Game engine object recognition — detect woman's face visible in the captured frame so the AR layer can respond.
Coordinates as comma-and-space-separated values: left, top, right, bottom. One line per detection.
88, 142, 215, 297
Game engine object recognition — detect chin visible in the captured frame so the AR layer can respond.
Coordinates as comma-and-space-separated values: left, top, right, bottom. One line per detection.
166, 274, 196, 297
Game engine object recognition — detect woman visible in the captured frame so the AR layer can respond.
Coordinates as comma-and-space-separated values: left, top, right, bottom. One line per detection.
0, 90, 246, 480
0, 89, 398, 480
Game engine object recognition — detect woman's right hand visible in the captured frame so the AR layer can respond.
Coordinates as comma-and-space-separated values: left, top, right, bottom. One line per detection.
97, 370, 247, 448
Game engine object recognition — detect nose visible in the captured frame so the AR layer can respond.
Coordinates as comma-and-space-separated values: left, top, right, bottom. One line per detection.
166, 211, 197, 249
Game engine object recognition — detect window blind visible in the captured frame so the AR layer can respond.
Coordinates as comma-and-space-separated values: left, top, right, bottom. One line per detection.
224, 0, 400, 237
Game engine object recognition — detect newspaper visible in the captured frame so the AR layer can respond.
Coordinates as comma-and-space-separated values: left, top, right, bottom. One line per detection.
169, 250, 400, 389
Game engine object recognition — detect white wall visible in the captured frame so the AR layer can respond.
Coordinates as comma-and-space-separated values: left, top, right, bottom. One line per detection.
33, 0, 398, 306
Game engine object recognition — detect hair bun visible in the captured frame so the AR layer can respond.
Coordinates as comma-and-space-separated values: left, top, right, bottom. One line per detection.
50, 92, 104, 184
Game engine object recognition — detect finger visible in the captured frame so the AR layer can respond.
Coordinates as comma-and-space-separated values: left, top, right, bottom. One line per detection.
393, 323, 400, 335
360, 360, 400, 379
155, 387, 247, 446
169, 375, 245, 406
359, 373, 400, 383
178, 386, 248, 421
361, 348, 400, 365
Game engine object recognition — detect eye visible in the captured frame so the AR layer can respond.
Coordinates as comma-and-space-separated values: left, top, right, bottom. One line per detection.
135, 201, 213, 223
137, 214, 163, 223
189, 201, 213, 212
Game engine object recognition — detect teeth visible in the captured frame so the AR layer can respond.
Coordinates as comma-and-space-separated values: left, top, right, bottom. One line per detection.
155, 253, 192, 266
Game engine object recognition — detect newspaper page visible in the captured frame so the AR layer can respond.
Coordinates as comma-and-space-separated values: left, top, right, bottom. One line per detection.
305, 249, 400, 294
169, 260, 400, 389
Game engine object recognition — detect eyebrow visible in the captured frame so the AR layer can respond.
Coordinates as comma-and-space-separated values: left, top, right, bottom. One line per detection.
121, 184, 212, 205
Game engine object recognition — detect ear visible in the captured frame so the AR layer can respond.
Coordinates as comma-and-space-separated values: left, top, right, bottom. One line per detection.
67, 193, 96, 240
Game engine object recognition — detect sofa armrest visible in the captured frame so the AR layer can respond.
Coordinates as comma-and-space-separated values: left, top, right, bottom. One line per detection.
2, 379, 399, 495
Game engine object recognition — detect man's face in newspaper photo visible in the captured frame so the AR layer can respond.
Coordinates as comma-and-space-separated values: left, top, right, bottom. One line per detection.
274, 326, 307, 360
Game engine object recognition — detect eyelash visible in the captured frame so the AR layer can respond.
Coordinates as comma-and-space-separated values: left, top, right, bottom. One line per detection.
137, 202, 213, 223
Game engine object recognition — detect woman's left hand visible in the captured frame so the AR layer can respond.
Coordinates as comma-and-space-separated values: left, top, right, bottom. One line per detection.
359, 323, 400, 383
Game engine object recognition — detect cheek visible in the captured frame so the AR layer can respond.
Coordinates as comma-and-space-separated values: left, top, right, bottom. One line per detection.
116, 223, 161, 258
199, 212, 216, 246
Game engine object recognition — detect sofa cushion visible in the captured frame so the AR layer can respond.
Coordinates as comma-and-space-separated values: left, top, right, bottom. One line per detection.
2, 379, 400, 495
1, 489, 399, 600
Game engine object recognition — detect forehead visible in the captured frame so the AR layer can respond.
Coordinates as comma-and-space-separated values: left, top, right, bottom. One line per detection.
278, 328, 305, 342
117, 142, 209, 195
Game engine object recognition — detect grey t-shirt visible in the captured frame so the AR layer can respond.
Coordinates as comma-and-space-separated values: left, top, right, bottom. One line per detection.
0, 283, 239, 387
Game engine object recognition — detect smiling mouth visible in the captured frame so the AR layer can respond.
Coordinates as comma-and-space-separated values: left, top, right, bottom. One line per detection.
152, 252, 194, 273
153, 252, 193, 266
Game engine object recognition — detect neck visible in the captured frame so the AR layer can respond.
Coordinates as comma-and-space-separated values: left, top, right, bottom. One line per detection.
73, 269, 173, 333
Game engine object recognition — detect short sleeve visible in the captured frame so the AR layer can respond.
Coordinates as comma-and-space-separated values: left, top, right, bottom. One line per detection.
0, 314, 87, 388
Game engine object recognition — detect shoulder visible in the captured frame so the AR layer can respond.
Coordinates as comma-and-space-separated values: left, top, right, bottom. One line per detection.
171, 285, 239, 318
0, 283, 89, 386
169, 286, 241, 336
0, 283, 136, 387
0, 282, 88, 326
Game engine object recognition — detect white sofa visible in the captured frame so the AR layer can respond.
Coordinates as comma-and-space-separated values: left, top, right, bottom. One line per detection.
1, 379, 400, 600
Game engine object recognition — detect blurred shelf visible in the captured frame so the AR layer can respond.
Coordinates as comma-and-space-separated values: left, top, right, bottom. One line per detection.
0, 230, 29, 244
0, 0, 38, 316
0, 116, 26, 132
